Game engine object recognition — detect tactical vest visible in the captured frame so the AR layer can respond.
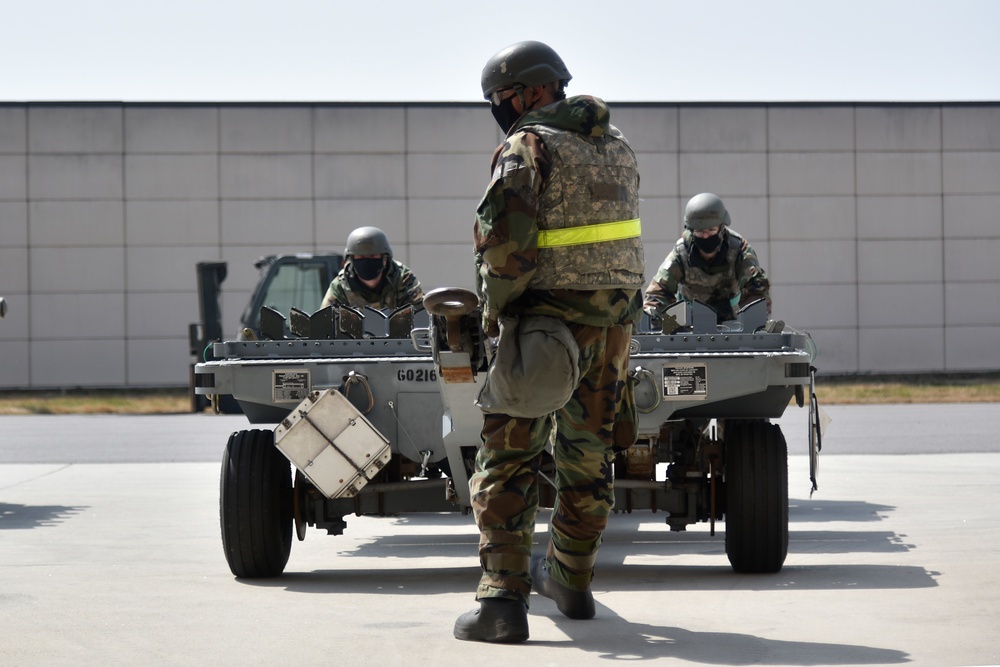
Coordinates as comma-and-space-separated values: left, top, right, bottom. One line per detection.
520, 124, 645, 291
674, 229, 746, 307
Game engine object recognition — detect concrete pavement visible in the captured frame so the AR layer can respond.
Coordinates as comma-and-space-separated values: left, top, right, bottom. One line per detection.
2, 447, 998, 666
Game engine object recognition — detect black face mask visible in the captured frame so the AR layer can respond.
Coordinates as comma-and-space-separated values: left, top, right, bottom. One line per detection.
490, 95, 521, 133
692, 232, 723, 255
352, 257, 384, 282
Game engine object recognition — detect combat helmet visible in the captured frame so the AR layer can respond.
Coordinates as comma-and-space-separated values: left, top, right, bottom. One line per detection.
345, 226, 393, 257
481, 41, 572, 100
684, 193, 731, 231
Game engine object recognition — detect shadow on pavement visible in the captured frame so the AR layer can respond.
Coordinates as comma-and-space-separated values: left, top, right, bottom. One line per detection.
245, 568, 913, 664
249, 559, 937, 596
789, 499, 896, 522
235, 493, 936, 596
533, 600, 910, 664
0, 502, 87, 529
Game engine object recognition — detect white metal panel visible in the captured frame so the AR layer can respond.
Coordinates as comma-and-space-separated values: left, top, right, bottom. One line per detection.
275, 389, 391, 499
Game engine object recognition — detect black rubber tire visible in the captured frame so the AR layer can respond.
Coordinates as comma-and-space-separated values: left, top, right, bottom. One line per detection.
724, 420, 789, 573
220, 429, 292, 578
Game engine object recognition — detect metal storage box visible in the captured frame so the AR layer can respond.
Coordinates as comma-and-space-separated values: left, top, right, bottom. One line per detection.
274, 389, 391, 499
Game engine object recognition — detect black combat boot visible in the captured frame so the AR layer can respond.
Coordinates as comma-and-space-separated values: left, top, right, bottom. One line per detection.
453, 598, 529, 643
531, 555, 596, 620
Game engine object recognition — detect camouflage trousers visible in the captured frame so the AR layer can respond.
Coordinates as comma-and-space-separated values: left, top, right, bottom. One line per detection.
470, 322, 633, 604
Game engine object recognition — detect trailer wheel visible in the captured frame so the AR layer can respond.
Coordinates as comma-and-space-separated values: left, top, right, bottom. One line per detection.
220, 429, 292, 578
724, 420, 788, 573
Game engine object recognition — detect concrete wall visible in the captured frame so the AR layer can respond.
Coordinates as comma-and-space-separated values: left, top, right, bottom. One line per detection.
1, 101, 998, 388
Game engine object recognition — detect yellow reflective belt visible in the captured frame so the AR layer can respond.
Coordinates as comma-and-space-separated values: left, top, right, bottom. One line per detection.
536, 219, 641, 248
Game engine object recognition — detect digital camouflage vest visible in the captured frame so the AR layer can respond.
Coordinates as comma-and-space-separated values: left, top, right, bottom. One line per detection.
675, 228, 746, 307
519, 123, 644, 291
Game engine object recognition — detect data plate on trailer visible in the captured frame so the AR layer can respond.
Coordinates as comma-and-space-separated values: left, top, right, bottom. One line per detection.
273, 370, 311, 403
662, 363, 708, 400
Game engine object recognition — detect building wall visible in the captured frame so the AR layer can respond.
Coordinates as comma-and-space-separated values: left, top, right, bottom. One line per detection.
0, 101, 998, 387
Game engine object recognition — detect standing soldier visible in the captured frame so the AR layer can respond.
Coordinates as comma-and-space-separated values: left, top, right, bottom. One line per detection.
644, 193, 771, 324
321, 226, 423, 310
454, 41, 644, 643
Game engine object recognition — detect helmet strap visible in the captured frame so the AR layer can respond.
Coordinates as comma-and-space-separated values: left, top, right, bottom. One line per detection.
515, 86, 529, 110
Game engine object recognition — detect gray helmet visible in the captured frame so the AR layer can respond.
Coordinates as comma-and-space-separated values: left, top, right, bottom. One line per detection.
481, 41, 572, 99
345, 226, 392, 257
684, 193, 731, 231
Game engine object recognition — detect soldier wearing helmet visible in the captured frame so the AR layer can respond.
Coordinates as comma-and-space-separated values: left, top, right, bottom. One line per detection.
643, 193, 771, 324
455, 41, 644, 643
320, 226, 423, 310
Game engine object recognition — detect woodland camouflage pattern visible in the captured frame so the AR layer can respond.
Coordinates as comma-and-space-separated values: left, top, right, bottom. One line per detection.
643, 228, 771, 321
471, 95, 642, 603
472, 323, 632, 602
320, 259, 423, 310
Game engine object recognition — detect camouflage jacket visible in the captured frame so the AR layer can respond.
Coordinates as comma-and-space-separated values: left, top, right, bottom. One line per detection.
643, 228, 771, 321
320, 259, 424, 311
474, 95, 643, 335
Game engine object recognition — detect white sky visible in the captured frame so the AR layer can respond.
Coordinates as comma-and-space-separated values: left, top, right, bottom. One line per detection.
3, 0, 998, 103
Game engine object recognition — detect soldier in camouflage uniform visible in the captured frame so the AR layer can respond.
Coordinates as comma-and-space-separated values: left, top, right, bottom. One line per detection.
320, 226, 423, 311
454, 41, 644, 644
644, 193, 771, 324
